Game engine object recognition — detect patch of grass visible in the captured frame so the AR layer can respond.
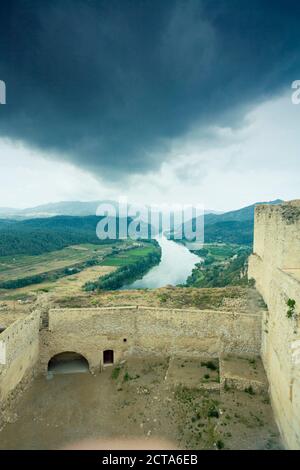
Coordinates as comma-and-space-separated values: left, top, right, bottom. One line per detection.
286, 298, 296, 319
262, 395, 270, 405
158, 293, 168, 303
201, 360, 219, 371
123, 371, 140, 382
100, 246, 158, 267
216, 439, 225, 450
207, 405, 219, 419
174, 386, 203, 408
244, 385, 255, 396
224, 380, 230, 391
111, 366, 121, 380
248, 358, 257, 368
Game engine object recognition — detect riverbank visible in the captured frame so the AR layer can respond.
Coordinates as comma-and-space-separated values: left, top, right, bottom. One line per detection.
178, 242, 252, 288
84, 240, 161, 291
123, 236, 200, 289
0, 240, 159, 301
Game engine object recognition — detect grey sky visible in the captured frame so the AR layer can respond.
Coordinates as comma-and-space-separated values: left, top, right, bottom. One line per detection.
0, 1, 299, 210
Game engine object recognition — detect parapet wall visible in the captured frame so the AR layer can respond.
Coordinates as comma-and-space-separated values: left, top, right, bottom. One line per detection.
250, 201, 300, 301
248, 200, 300, 449
0, 310, 40, 426
39, 305, 262, 374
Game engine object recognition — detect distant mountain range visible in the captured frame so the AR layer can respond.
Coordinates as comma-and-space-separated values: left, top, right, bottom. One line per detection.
173, 199, 283, 245
0, 201, 113, 219
0, 201, 222, 219
0, 199, 283, 256
203, 199, 283, 224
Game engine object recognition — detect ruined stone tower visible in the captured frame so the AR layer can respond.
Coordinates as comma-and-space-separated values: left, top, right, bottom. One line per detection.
249, 200, 300, 449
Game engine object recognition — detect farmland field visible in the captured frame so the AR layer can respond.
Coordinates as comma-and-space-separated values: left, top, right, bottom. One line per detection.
98, 245, 159, 266
0, 244, 117, 282
0, 241, 160, 300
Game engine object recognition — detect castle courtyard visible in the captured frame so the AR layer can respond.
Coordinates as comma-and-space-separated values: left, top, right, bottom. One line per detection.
0, 356, 282, 450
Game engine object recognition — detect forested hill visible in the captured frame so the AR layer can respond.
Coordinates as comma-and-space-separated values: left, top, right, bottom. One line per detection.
204, 220, 254, 245
203, 199, 283, 225
204, 200, 282, 244
0, 200, 283, 256
0, 215, 149, 256
174, 199, 283, 245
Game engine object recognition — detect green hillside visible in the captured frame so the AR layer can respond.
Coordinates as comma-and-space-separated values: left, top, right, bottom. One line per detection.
173, 199, 282, 245
203, 199, 282, 225
204, 220, 254, 245
0, 215, 150, 256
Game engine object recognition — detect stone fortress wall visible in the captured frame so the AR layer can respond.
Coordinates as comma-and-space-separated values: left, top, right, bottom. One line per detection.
248, 200, 300, 449
39, 305, 261, 374
0, 200, 299, 449
0, 302, 262, 427
0, 311, 40, 425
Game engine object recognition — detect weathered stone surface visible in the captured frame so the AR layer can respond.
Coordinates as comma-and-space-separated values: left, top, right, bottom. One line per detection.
220, 355, 268, 393
0, 311, 40, 428
0, 301, 262, 427
38, 305, 262, 375
248, 200, 300, 449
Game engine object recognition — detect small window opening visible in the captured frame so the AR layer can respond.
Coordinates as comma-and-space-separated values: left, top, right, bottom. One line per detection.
103, 349, 114, 365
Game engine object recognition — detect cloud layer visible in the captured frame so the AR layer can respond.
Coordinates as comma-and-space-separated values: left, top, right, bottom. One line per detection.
0, 0, 300, 180
0, 90, 299, 211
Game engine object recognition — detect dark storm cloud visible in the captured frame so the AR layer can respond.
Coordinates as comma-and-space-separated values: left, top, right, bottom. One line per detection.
0, 0, 299, 178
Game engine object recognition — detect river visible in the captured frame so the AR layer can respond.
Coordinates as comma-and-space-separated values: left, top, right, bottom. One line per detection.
123, 236, 201, 289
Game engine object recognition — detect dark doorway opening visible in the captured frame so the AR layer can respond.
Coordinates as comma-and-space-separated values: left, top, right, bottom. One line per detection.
103, 349, 114, 365
48, 351, 89, 375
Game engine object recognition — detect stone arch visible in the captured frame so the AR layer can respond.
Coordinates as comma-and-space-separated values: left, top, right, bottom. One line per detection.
48, 351, 90, 374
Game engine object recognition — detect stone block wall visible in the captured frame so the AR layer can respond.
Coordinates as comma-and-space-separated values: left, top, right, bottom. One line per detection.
248, 200, 300, 449
0, 310, 40, 426
39, 306, 262, 374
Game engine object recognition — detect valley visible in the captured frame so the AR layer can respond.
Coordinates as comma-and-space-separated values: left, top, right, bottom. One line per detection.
184, 243, 252, 288
0, 240, 161, 301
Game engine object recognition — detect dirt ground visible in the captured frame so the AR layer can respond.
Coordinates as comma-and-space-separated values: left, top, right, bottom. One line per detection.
0, 301, 31, 327
52, 285, 266, 314
0, 357, 282, 450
